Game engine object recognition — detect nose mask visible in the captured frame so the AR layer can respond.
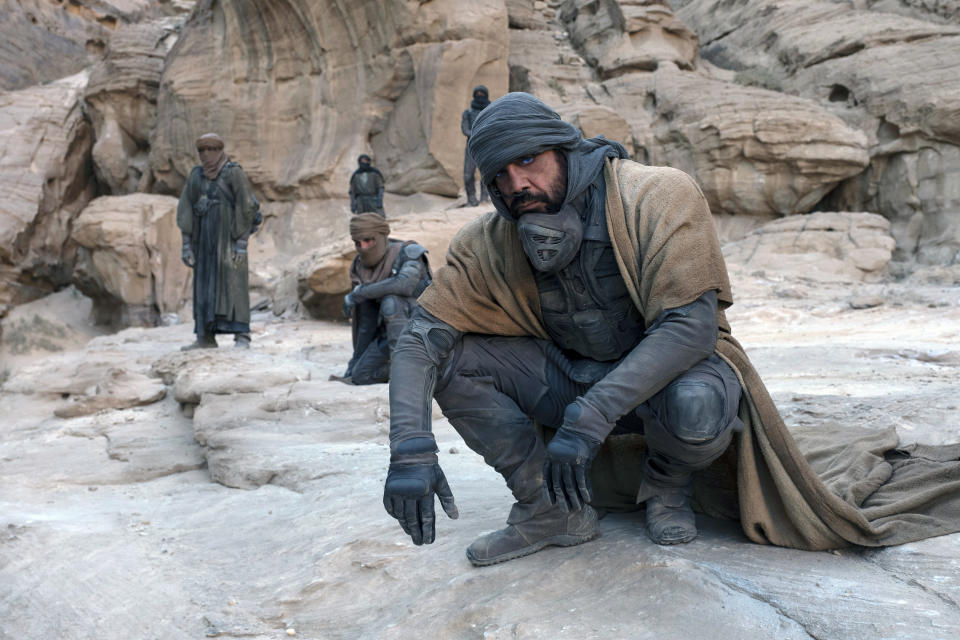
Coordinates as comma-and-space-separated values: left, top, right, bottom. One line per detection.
517, 205, 583, 273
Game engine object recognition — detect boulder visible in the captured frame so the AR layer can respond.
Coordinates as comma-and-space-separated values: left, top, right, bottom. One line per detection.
0, 71, 96, 308
150, 0, 509, 202
722, 211, 896, 283
0, 286, 104, 377
602, 67, 870, 217
71, 194, 191, 327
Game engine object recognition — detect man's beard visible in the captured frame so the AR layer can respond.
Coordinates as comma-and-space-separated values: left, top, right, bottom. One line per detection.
505, 160, 567, 218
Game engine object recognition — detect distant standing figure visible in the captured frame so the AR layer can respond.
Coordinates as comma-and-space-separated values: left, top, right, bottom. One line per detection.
339, 213, 431, 385
461, 85, 491, 206
349, 154, 385, 215
177, 133, 261, 350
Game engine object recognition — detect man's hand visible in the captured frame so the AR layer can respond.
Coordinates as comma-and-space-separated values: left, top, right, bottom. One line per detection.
342, 285, 363, 318
383, 436, 458, 545
181, 242, 196, 268
543, 398, 609, 512
384, 458, 459, 545
233, 238, 248, 256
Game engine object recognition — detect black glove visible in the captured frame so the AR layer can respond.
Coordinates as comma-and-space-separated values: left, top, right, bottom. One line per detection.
543, 398, 610, 512
342, 285, 363, 318
233, 238, 248, 256
383, 438, 458, 545
181, 240, 195, 268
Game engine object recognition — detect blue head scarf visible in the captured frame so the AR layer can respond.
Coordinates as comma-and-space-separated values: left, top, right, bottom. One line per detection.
466, 92, 629, 221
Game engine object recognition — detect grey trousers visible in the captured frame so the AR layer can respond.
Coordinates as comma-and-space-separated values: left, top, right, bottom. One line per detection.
434, 335, 741, 521
350, 295, 416, 385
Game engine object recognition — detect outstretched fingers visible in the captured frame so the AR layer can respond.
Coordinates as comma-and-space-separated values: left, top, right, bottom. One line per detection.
434, 469, 459, 520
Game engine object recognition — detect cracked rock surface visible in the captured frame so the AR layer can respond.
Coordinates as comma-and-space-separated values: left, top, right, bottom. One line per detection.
2, 243, 959, 639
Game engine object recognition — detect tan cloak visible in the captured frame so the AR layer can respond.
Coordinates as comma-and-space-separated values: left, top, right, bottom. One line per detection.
420, 158, 960, 550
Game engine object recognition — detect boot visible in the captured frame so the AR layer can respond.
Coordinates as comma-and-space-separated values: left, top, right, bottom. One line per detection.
465, 504, 599, 567
234, 333, 251, 349
642, 479, 696, 545
181, 334, 217, 351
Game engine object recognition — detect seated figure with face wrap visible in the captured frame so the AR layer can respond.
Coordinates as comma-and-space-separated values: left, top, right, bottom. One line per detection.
339, 213, 431, 385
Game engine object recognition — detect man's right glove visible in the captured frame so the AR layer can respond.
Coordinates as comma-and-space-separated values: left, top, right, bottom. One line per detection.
342, 285, 362, 318
383, 436, 458, 545
181, 240, 196, 268
543, 397, 611, 512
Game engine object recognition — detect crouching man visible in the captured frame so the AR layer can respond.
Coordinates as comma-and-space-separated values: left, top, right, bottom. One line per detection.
339, 213, 431, 385
382, 93, 743, 566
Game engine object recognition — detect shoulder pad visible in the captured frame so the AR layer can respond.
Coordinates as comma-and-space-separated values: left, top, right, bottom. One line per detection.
403, 243, 428, 260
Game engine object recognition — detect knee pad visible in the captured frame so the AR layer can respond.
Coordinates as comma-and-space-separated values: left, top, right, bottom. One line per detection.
379, 295, 399, 319
661, 380, 728, 444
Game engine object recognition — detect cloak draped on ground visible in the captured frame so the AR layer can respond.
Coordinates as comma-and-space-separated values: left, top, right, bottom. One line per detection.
419, 158, 960, 549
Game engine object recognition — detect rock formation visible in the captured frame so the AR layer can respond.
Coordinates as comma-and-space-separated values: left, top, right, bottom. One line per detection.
674, 0, 960, 262
0, 0, 192, 91
0, 72, 96, 310
149, 0, 510, 200
85, 18, 183, 195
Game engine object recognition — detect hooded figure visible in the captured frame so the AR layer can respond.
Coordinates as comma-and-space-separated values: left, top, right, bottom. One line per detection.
176, 133, 262, 350
337, 213, 431, 385
380, 92, 960, 567
349, 154, 385, 215
461, 85, 491, 207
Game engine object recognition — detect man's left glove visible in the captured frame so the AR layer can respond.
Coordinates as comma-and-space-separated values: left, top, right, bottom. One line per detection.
543, 397, 612, 512
383, 437, 459, 545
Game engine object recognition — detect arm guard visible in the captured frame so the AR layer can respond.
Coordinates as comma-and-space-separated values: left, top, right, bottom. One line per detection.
355, 255, 426, 301
388, 307, 462, 454
577, 290, 720, 442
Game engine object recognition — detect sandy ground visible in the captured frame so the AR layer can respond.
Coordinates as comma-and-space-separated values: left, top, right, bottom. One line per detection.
1, 257, 959, 639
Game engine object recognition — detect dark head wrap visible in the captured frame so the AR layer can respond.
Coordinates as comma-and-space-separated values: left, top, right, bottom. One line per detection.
471, 85, 490, 111
466, 92, 629, 221
354, 153, 382, 176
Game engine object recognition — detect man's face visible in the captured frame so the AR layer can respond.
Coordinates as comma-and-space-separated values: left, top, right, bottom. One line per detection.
198, 144, 222, 164
493, 149, 567, 217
